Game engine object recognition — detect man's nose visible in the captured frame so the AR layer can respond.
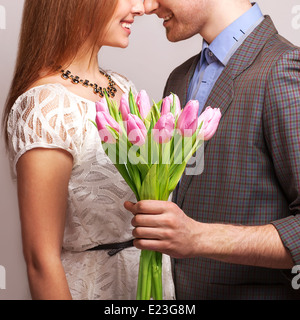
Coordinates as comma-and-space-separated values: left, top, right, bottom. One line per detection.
132, 0, 145, 16
143, 0, 159, 15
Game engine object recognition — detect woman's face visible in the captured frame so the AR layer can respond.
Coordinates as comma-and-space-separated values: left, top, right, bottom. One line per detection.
102, 0, 145, 48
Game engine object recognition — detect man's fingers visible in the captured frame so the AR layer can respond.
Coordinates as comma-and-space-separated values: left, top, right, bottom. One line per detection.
132, 226, 162, 240
124, 200, 169, 215
131, 212, 166, 228
124, 201, 137, 214
133, 238, 165, 253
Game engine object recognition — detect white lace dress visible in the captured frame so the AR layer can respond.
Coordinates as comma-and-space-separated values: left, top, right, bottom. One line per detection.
7, 71, 175, 300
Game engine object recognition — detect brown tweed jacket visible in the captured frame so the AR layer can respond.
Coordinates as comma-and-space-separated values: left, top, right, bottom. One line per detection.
164, 16, 300, 299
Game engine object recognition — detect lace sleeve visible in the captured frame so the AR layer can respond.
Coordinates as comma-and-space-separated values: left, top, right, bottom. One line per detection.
7, 84, 86, 177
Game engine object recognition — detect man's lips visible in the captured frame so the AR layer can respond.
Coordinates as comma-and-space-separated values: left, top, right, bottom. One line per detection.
163, 14, 173, 22
162, 13, 174, 27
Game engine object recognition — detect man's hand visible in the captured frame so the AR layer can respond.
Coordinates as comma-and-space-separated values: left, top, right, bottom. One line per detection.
125, 200, 294, 268
125, 200, 201, 258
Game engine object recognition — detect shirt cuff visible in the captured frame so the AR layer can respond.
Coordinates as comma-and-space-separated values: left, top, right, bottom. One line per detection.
271, 215, 300, 266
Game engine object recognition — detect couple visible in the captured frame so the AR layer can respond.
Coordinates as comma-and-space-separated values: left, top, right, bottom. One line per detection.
2, 0, 300, 300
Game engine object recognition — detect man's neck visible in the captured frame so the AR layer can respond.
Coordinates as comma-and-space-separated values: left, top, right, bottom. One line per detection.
201, 1, 252, 44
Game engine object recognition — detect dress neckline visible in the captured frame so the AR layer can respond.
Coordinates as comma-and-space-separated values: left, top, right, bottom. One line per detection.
16, 70, 127, 105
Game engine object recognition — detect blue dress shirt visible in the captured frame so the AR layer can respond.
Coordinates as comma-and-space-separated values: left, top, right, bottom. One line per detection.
188, 3, 264, 114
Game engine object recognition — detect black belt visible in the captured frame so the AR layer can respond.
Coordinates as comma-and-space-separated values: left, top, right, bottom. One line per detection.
86, 239, 134, 256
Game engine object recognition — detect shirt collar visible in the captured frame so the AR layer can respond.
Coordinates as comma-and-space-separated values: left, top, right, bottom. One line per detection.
201, 3, 264, 66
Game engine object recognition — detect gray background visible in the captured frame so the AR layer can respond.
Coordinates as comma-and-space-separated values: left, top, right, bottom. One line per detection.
0, 0, 299, 300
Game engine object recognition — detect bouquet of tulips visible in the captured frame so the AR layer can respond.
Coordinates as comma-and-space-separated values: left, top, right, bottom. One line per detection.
93, 89, 221, 300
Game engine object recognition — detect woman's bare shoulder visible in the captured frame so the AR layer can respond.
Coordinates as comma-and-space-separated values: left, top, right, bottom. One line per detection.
28, 74, 65, 90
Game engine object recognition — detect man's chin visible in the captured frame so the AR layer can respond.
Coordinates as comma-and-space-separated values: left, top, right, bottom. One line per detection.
165, 30, 192, 43
165, 30, 181, 42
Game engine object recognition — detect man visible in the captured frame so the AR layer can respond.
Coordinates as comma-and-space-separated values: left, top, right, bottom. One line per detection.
125, 0, 300, 299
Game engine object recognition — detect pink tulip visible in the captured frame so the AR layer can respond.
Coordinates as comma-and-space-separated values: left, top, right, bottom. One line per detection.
96, 111, 121, 144
176, 100, 199, 137
161, 94, 181, 118
153, 113, 175, 144
119, 93, 130, 120
96, 98, 109, 113
135, 90, 152, 119
126, 114, 148, 146
198, 107, 222, 140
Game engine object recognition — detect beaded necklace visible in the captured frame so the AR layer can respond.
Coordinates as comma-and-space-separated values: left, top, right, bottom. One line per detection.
61, 69, 117, 98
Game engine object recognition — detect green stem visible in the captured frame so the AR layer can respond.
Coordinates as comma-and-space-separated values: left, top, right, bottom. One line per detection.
136, 255, 143, 300
139, 250, 153, 300
152, 251, 162, 300
146, 256, 153, 300
136, 249, 163, 300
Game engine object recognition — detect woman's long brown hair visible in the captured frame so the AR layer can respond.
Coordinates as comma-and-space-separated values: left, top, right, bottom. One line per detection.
2, 0, 118, 148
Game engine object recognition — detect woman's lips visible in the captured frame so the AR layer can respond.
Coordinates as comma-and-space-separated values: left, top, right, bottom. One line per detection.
121, 21, 133, 34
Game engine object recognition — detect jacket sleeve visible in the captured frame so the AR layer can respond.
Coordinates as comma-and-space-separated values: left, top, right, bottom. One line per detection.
264, 48, 300, 265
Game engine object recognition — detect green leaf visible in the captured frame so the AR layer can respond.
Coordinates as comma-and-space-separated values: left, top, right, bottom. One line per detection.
139, 165, 158, 200
157, 164, 170, 201
126, 161, 142, 198
89, 119, 98, 128
106, 126, 120, 141
145, 101, 161, 132
115, 162, 139, 199
129, 89, 142, 118
137, 163, 150, 181
152, 100, 162, 122
104, 91, 117, 119
169, 162, 187, 192
171, 93, 176, 115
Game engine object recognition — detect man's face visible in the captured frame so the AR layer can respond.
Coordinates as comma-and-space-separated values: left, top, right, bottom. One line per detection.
144, 0, 212, 42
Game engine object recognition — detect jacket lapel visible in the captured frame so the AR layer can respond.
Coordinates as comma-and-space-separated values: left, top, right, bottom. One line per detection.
176, 66, 234, 207
164, 53, 201, 106
170, 54, 200, 204
176, 16, 278, 208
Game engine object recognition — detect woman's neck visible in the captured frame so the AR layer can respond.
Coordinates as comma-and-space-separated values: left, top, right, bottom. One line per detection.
64, 44, 101, 83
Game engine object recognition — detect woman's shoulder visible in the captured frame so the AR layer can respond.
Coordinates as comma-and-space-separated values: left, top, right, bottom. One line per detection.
8, 81, 88, 137
7, 80, 86, 164
105, 69, 138, 95
14, 82, 66, 106
11, 80, 88, 115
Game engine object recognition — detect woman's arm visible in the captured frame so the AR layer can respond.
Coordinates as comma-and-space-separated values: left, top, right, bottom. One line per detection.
17, 148, 73, 300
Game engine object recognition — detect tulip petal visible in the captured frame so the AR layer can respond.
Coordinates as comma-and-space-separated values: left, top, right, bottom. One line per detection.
198, 107, 222, 140
96, 111, 121, 144
176, 100, 199, 136
153, 113, 175, 144
161, 94, 181, 118
127, 114, 147, 146
96, 98, 109, 113
119, 93, 130, 120
136, 90, 152, 119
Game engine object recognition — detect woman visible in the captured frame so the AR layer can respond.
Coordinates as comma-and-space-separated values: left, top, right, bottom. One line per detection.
2, 0, 175, 300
